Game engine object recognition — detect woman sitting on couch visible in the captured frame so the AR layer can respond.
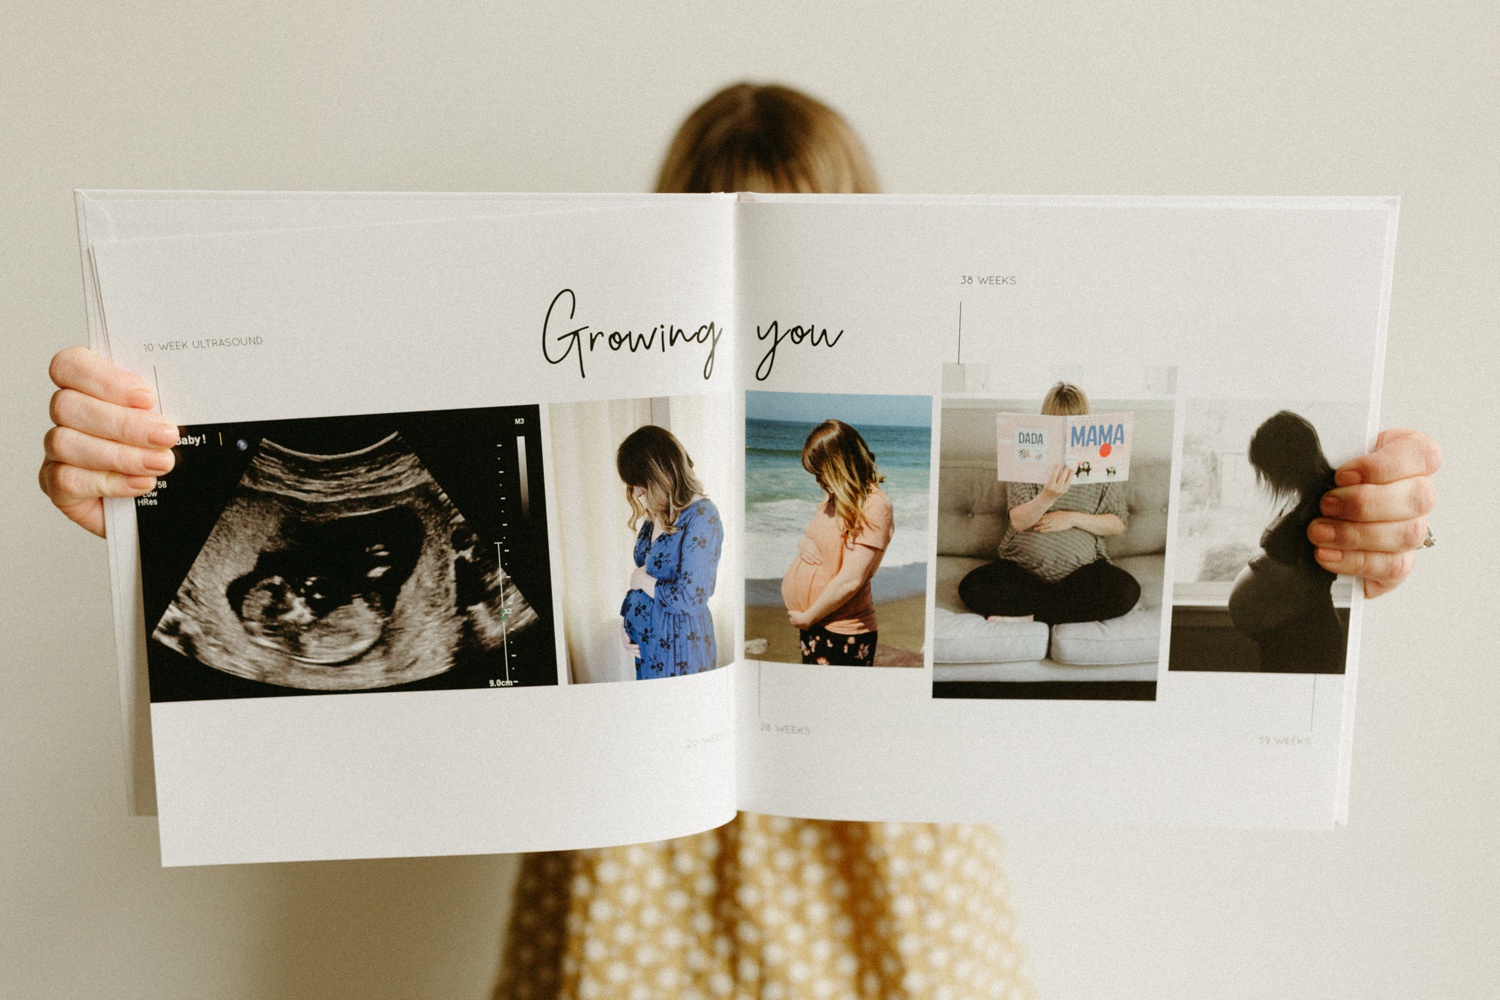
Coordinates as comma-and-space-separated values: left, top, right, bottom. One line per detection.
958, 382, 1141, 625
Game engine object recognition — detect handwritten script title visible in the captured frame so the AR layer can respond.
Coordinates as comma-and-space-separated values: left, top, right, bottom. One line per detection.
541, 289, 723, 380
753, 321, 844, 380
539, 290, 848, 381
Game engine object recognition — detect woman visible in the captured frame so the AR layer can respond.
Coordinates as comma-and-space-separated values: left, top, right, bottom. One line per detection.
37, 83, 1440, 1000
959, 382, 1143, 625
615, 425, 722, 680
491, 86, 1037, 1000
1228, 410, 1346, 671
781, 420, 893, 666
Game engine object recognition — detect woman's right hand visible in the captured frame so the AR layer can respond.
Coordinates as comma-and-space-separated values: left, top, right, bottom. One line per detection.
39, 347, 179, 537
1040, 462, 1074, 502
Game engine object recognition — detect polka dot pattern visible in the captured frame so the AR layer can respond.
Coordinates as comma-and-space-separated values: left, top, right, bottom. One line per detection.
492, 815, 1034, 1000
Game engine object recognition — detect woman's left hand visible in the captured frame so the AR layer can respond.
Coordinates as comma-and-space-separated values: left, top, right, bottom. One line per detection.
1033, 510, 1079, 533
787, 608, 815, 630
1309, 428, 1441, 598
629, 565, 656, 596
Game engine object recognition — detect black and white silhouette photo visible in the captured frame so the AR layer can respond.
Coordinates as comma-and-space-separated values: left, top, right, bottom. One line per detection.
1171, 400, 1360, 673
136, 407, 557, 700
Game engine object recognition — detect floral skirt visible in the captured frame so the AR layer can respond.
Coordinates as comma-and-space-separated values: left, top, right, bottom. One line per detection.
799, 625, 877, 666
492, 814, 1034, 1000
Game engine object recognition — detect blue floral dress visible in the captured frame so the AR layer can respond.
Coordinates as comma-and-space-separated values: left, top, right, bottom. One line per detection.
619, 499, 722, 680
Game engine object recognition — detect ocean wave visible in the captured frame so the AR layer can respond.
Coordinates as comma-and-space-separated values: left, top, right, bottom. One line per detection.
744, 561, 930, 607
741, 529, 930, 580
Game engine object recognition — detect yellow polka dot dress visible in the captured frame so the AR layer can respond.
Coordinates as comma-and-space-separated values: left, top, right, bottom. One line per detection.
492, 814, 1034, 1000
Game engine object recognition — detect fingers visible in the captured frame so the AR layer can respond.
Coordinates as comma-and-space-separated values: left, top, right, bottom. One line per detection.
1310, 515, 1427, 587
1308, 514, 1429, 557
49, 346, 157, 410
1334, 428, 1442, 487
41, 348, 175, 539
44, 425, 175, 478
50, 388, 178, 451
39, 458, 157, 505
48, 497, 107, 538
1313, 546, 1417, 594
1362, 577, 1405, 599
38, 461, 155, 538
1320, 474, 1436, 523
1313, 426, 1443, 598
43, 386, 177, 521
1314, 474, 1433, 597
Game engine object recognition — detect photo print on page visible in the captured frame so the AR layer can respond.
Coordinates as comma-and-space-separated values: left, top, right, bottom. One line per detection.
136, 406, 557, 701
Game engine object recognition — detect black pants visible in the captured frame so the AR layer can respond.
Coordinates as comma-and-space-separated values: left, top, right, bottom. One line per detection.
799, 625, 877, 665
958, 558, 1140, 625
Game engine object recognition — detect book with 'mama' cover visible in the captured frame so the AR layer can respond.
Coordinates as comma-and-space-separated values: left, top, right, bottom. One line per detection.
995, 411, 1134, 484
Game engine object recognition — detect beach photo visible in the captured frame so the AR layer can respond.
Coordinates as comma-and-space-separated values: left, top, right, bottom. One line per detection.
1170, 400, 1362, 673
744, 391, 931, 667
549, 395, 733, 684
932, 379, 1175, 700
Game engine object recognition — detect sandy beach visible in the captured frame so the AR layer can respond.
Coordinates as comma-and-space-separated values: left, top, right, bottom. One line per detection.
744, 594, 926, 667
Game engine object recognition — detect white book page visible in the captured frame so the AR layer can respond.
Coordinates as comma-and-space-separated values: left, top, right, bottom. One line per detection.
90, 201, 740, 864
734, 195, 1393, 829
75, 190, 694, 817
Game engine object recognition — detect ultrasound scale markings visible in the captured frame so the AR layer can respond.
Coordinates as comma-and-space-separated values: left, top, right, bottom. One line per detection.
495, 542, 512, 685
494, 437, 514, 686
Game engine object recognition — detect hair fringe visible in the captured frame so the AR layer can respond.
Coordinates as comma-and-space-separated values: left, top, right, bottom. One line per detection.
655, 82, 878, 195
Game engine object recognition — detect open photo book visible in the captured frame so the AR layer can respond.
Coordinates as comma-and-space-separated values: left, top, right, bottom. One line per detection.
76, 191, 1396, 865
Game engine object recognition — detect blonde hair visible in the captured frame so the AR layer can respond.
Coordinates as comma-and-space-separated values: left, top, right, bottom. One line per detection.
801, 420, 885, 542
655, 83, 878, 195
1041, 382, 1090, 416
616, 425, 705, 534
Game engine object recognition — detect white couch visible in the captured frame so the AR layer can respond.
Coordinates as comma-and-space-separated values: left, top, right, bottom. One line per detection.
932, 404, 1172, 687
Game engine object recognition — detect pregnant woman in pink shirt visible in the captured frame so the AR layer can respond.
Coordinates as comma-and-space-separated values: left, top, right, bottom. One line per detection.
781, 419, 894, 665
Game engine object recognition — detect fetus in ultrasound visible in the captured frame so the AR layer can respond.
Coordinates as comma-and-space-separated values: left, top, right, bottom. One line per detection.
153, 433, 538, 692
226, 508, 423, 666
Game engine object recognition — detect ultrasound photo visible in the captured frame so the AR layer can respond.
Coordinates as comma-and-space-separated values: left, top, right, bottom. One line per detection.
136, 407, 557, 701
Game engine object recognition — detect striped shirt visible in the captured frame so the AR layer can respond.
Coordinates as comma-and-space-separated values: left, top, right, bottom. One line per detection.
996, 481, 1129, 582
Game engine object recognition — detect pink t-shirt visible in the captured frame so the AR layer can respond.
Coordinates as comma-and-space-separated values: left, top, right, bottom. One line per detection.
781, 489, 894, 635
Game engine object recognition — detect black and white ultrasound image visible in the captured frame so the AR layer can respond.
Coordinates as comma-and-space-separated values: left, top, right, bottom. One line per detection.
136, 406, 557, 701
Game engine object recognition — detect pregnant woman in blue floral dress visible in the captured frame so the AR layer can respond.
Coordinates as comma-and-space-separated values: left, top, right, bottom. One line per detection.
616, 425, 723, 679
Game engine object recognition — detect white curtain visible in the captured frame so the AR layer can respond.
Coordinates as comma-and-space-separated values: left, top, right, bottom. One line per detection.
549, 398, 653, 684
549, 394, 737, 683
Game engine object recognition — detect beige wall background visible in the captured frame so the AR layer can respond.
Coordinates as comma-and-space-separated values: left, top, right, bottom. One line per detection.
2, 3, 1494, 997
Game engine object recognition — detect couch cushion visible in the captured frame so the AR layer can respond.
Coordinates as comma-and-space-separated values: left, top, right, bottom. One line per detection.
934, 554, 987, 613
1050, 607, 1161, 665
937, 553, 1165, 666
1108, 461, 1171, 558
1113, 553, 1164, 611
936, 463, 1008, 559
933, 608, 1050, 664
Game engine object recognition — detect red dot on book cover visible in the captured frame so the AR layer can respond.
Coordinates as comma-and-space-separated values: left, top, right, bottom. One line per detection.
1099, 443, 1112, 457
